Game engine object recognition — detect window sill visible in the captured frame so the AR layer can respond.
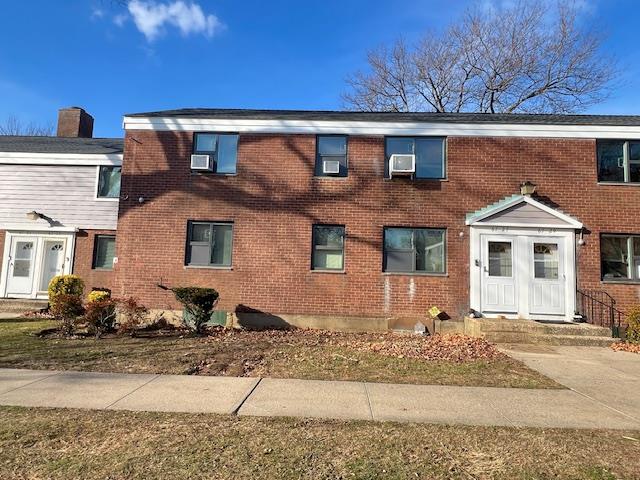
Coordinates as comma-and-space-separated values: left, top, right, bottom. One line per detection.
310, 269, 346, 274
382, 272, 448, 277
92, 268, 114, 271
313, 175, 349, 180
384, 177, 448, 182
597, 182, 640, 187
95, 197, 119, 201
601, 279, 640, 285
191, 172, 238, 177
184, 265, 233, 270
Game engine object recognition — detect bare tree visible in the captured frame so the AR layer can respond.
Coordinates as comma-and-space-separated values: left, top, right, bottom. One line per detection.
0, 115, 54, 136
343, 1, 616, 113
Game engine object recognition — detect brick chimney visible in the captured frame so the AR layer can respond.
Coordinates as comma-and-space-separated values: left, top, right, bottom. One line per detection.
56, 107, 94, 138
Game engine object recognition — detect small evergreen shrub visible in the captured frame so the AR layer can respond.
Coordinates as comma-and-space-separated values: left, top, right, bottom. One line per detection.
83, 298, 118, 337
171, 287, 219, 334
625, 305, 640, 343
49, 275, 85, 308
50, 293, 84, 335
87, 290, 110, 304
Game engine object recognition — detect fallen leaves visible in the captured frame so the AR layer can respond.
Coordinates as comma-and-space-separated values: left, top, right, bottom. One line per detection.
611, 342, 640, 354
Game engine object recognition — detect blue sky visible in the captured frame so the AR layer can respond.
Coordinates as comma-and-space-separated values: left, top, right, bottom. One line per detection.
1, 0, 639, 138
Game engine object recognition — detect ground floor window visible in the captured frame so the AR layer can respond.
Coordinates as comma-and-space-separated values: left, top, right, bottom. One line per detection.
311, 225, 345, 271
186, 221, 233, 267
383, 227, 446, 274
92, 235, 116, 270
601, 234, 640, 281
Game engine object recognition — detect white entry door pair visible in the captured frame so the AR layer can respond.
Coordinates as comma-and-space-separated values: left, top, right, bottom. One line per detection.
481, 234, 565, 317
4, 235, 69, 298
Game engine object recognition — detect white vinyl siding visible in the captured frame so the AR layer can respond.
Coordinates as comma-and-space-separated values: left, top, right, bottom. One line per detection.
0, 164, 119, 230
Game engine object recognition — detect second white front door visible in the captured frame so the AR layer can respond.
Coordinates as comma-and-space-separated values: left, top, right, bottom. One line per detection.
480, 234, 568, 319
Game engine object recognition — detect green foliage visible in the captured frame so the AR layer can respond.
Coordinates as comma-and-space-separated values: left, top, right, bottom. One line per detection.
83, 298, 118, 338
48, 275, 85, 308
49, 293, 84, 335
171, 287, 219, 334
87, 290, 110, 304
117, 297, 149, 333
625, 305, 640, 343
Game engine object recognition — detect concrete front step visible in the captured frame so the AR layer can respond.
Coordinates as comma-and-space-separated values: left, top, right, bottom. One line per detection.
483, 331, 618, 347
0, 299, 48, 314
474, 320, 611, 337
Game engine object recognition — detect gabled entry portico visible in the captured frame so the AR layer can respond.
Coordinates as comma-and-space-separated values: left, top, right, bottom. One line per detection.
467, 194, 583, 322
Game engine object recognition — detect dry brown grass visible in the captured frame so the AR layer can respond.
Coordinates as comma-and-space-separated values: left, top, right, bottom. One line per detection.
0, 320, 560, 388
0, 406, 638, 479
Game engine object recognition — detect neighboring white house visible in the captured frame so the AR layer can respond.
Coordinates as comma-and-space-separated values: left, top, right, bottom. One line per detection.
0, 107, 123, 299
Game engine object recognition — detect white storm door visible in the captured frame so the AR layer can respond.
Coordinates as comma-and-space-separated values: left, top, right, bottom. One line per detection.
6, 237, 37, 296
529, 238, 565, 315
38, 239, 67, 293
481, 236, 517, 313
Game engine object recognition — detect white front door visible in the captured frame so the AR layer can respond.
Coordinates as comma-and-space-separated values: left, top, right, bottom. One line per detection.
481, 235, 517, 313
39, 239, 67, 292
6, 237, 37, 297
529, 238, 565, 315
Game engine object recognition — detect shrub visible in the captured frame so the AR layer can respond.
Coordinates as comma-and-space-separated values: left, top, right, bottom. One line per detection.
117, 297, 149, 333
49, 275, 84, 308
625, 305, 640, 343
87, 289, 110, 304
49, 293, 84, 335
83, 298, 118, 337
171, 287, 219, 334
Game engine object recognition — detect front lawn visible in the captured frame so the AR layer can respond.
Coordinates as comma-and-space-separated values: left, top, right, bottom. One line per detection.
0, 320, 560, 388
0, 406, 638, 480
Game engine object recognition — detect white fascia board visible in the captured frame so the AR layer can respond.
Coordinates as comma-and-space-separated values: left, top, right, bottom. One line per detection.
3, 225, 79, 233
123, 116, 640, 139
0, 152, 123, 166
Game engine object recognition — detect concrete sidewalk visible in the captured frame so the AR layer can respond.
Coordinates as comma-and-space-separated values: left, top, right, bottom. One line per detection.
1, 367, 639, 430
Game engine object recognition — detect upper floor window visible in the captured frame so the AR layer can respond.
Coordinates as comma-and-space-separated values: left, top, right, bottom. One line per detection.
312, 225, 345, 271
193, 133, 238, 174
315, 135, 348, 177
97, 166, 121, 198
385, 137, 446, 179
383, 227, 446, 274
597, 140, 640, 183
186, 221, 233, 267
601, 234, 640, 281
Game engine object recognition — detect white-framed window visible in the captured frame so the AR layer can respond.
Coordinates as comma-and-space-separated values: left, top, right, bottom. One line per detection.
96, 166, 121, 199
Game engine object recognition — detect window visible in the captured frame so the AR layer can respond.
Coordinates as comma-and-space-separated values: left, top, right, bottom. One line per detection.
312, 225, 345, 270
186, 221, 233, 267
93, 235, 116, 270
601, 234, 640, 281
488, 241, 513, 277
383, 227, 446, 273
597, 140, 640, 183
97, 166, 121, 198
315, 136, 348, 177
385, 137, 445, 179
193, 133, 238, 174
533, 243, 559, 279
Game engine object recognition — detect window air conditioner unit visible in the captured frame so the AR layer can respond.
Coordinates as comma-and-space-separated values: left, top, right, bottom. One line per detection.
190, 154, 212, 171
389, 154, 415, 176
322, 159, 340, 175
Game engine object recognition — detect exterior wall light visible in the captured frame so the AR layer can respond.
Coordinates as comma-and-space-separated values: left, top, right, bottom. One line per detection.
26, 210, 43, 221
520, 180, 537, 196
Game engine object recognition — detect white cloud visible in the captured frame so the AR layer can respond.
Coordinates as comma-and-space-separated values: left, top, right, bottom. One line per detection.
91, 7, 105, 19
114, 13, 129, 27
126, 0, 224, 42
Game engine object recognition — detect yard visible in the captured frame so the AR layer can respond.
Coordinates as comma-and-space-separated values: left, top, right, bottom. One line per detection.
0, 320, 559, 388
0, 406, 638, 479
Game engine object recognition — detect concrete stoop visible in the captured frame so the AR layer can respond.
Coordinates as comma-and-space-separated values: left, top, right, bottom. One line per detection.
0, 298, 48, 316
438, 317, 619, 346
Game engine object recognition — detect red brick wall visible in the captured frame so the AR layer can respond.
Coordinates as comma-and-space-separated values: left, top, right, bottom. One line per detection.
113, 131, 640, 321
73, 229, 116, 294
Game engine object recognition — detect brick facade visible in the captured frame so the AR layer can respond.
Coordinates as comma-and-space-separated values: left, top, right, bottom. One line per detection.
73, 229, 117, 293
113, 131, 640, 324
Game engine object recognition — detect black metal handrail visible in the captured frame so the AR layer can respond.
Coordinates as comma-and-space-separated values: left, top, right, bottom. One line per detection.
576, 289, 624, 338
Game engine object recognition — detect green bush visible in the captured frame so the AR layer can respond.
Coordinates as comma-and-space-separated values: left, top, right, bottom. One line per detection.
49, 293, 84, 335
171, 287, 219, 334
83, 298, 118, 338
49, 275, 85, 308
87, 289, 110, 304
625, 305, 640, 343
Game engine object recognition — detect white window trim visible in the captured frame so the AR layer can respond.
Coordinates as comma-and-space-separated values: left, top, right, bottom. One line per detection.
95, 165, 121, 201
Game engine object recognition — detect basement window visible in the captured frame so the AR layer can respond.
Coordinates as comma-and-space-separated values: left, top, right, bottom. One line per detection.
601, 234, 640, 281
